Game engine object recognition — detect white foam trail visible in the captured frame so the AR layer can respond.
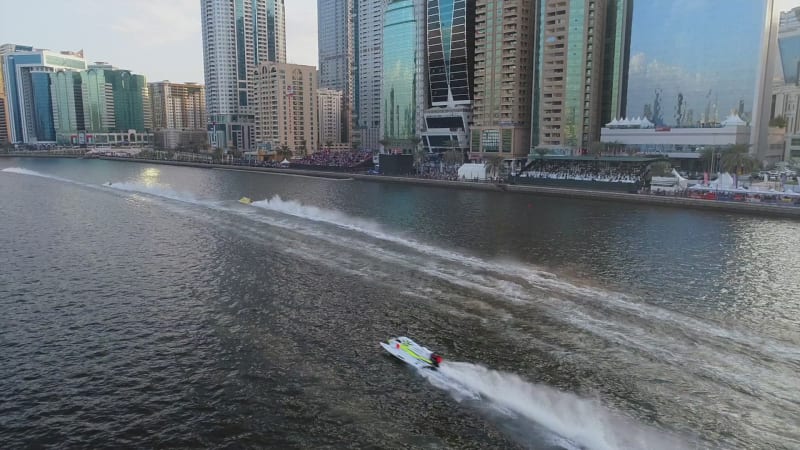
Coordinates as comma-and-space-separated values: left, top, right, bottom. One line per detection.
2, 167, 86, 186
437, 362, 684, 450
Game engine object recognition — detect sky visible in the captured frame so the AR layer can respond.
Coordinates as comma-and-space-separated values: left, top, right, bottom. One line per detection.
0, 0, 319, 83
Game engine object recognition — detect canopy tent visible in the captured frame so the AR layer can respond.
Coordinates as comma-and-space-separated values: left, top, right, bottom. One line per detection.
458, 163, 487, 180
280, 159, 290, 165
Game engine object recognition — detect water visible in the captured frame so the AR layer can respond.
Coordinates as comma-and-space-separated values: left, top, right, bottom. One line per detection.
1, 158, 799, 449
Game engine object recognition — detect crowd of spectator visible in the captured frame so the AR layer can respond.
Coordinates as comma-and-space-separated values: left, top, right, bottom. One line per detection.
521, 161, 644, 184
292, 149, 373, 168
415, 164, 460, 181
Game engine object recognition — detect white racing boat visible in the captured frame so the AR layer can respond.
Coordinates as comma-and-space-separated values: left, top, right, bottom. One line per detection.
380, 336, 443, 370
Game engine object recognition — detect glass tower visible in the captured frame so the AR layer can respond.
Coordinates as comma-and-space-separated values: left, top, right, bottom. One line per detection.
50, 70, 84, 142
381, 0, 420, 147
427, 0, 474, 106
318, 0, 355, 143
625, 0, 767, 128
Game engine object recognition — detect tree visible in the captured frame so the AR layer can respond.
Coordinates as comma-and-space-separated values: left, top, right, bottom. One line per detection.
276, 144, 292, 161
720, 144, 758, 177
299, 140, 308, 157
443, 149, 462, 167
649, 161, 673, 177
212, 148, 223, 162
769, 115, 788, 129
325, 139, 333, 148
409, 135, 423, 154
533, 147, 548, 160
484, 155, 504, 180
412, 145, 428, 173
378, 139, 390, 151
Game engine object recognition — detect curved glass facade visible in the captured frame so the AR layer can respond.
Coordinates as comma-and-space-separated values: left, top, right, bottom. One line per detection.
382, 0, 418, 142
427, 0, 474, 105
626, 0, 767, 127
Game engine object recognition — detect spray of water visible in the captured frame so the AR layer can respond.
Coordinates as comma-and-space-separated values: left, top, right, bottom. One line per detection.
435, 362, 684, 450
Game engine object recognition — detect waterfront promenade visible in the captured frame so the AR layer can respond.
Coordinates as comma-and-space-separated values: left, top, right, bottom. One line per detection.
3, 153, 800, 218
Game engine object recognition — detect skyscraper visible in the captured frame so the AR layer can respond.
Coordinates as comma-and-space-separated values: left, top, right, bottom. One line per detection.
149, 82, 206, 131
2, 48, 86, 143
201, 0, 286, 151
381, 0, 426, 151
0, 45, 33, 144
533, 0, 632, 151
422, 0, 475, 153
149, 81, 207, 149
626, 0, 767, 129
50, 70, 84, 141
356, 0, 386, 150
318, 0, 355, 144
471, 0, 535, 157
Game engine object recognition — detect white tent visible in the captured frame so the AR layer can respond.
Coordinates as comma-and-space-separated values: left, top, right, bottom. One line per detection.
458, 163, 487, 180
280, 159, 290, 165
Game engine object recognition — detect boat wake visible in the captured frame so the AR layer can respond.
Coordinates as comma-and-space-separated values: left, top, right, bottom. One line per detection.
428, 362, 682, 450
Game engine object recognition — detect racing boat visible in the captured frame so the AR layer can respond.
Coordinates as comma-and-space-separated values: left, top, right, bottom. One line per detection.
238, 197, 253, 205
381, 337, 443, 370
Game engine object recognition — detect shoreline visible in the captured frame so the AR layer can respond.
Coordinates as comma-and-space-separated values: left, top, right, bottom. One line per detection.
3, 153, 800, 219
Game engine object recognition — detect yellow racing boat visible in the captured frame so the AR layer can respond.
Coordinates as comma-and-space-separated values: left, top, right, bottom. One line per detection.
238, 197, 252, 205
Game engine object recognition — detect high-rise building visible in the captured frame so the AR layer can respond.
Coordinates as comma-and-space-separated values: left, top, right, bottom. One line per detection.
50, 70, 84, 141
149, 81, 207, 149
356, 0, 386, 150
471, 0, 535, 157
2, 48, 86, 144
81, 68, 116, 134
47, 64, 152, 145
318, 88, 343, 146
201, 0, 286, 151
422, 0, 476, 153
533, 0, 632, 151
318, 0, 355, 143
0, 45, 33, 144
626, 0, 767, 130
381, 0, 426, 152
252, 62, 318, 155
149, 82, 206, 130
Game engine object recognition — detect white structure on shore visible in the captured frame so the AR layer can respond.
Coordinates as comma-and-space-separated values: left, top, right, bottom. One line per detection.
601, 114, 751, 157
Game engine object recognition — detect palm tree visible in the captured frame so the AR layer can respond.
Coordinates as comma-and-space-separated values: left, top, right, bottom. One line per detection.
276, 144, 292, 162
443, 149, 462, 168
298, 140, 308, 157
325, 139, 333, 148
769, 115, 788, 129
649, 161, 673, 177
378, 139, 390, 152
720, 144, 758, 186
412, 146, 428, 173
484, 155, 504, 181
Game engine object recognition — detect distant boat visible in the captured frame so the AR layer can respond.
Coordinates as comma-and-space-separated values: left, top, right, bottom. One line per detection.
238, 197, 252, 205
